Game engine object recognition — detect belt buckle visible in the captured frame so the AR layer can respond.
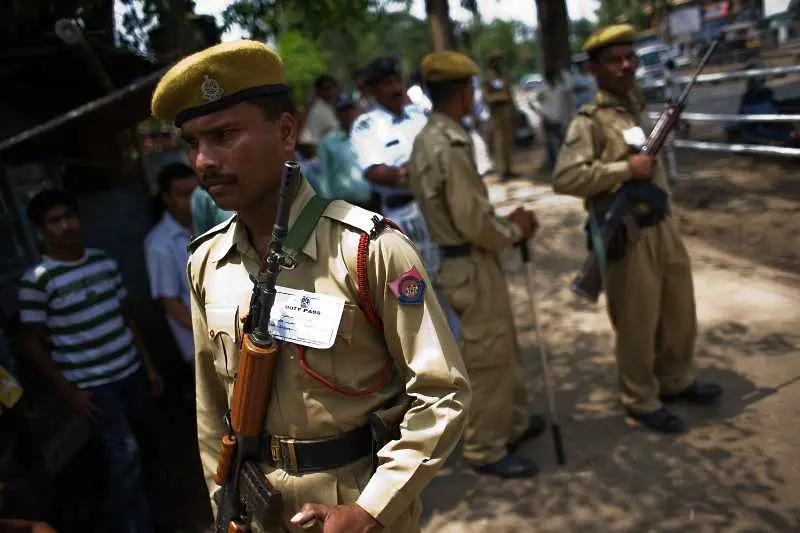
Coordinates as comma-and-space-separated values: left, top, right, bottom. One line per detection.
270, 435, 299, 474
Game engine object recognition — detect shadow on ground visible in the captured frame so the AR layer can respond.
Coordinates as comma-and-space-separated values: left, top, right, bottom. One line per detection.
419, 199, 800, 533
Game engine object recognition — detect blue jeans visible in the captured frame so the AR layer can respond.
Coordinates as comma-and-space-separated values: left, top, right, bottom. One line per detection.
544, 120, 565, 169
89, 368, 155, 533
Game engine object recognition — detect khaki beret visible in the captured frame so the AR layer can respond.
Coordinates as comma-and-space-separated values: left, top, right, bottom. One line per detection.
421, 51, 480, 83
151, 40, 288, 126
583, 24, 636, 53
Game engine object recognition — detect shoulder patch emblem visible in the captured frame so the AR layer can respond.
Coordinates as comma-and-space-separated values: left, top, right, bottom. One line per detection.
389, 266, 426, 305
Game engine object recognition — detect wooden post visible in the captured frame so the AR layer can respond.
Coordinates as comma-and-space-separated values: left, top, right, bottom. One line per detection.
426, 0, 457, 51
535, 0, 571, 83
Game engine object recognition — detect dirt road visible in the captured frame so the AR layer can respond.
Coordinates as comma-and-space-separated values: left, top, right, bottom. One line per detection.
417, 156, 800, 532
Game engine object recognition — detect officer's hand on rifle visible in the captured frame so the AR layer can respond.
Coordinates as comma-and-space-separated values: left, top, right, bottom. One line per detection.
627, 154, 654, 180
507, 207, 538, 239
291, 503, 383, 533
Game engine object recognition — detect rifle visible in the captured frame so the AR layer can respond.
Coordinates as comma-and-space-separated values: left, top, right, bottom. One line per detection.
214, 161, 299, 533
570, 40, 719, 303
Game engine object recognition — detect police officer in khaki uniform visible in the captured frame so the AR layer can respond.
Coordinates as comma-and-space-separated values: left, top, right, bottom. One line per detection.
482, 50, 519, 180
409, 51, 545, 478
553, 25, 722, 434
150, 41, 471, 533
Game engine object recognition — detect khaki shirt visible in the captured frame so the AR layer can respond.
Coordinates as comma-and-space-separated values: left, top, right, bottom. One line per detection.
408, 112, 521, 252
482, 68, 512, 105
553, 89, 669, 204
188, 178, 470, 526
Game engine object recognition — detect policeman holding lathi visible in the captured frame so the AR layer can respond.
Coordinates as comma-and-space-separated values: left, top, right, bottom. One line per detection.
553, 25, 722, 433
409, 51, 545, 478
150, 41, 470, 532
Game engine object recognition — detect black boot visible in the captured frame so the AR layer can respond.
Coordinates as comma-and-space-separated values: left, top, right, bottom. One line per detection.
471, 453, 539, 479
627, 407, 686, 434
660, 380, 723, 405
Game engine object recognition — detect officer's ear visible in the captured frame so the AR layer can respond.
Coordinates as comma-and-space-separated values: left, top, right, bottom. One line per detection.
278, 111, 298, 154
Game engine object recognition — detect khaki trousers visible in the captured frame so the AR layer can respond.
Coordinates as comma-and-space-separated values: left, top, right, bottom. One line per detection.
490, 104, 514, 176
604, 218, 697, 414
438, 251, 530, 465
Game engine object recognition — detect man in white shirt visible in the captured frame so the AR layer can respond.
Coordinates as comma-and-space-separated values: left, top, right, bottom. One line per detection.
351, 56, 462, 339
406, 69, 433, 114
301, 74, 341, 147
144, 163, 197, 366
530, 67, 575, 169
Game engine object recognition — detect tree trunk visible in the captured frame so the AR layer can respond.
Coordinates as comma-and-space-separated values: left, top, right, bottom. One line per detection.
535, 0, 571, 83
426, 0, 457, 51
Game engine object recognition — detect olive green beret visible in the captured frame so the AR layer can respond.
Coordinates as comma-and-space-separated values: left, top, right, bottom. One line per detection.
583, 24, 636, 53
151, 40, 288, 127
488, 50, 504, 60
421, 51, 480, 83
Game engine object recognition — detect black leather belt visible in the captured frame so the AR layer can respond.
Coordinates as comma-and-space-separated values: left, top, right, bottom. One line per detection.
385, 194, 414, 209
441, 244, 472, 258
259, 425, 373, 474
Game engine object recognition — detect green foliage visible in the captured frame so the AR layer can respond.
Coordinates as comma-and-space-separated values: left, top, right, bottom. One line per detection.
221, 0, 404, 42
571, 17, 596, 52
469, 20, 538, 80
277, 30, 330, 104
595, 0, 650, 29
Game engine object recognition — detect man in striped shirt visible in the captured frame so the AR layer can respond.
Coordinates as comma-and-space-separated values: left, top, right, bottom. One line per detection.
17, 190, 162, 533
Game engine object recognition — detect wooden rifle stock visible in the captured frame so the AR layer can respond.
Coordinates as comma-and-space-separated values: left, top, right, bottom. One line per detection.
231, 336, 278, 437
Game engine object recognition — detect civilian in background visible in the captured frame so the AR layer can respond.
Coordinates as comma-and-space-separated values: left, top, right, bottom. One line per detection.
352, 67, 373, 112
191, 186, 233, 236
17, 190, 162, 533
301, 74, 341, 147
316, 93, 375, 209
407, 69, 433, 114
144, 163, 197, 367
530, 66, 575, 170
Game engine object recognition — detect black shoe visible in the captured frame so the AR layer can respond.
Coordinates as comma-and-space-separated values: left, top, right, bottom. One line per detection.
661, 380, 723, 405
471, 453, 539, 479
627, 407, 686, 434
507, 414, 547, 455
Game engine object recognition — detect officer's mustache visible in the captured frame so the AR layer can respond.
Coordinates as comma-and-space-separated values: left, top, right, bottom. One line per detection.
390, 91, 404, 100
201, 169, 238, 186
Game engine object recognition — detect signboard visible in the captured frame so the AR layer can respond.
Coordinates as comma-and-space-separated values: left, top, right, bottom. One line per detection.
670, 6, 702, 36
764, 0, 791, 17
704, 1, 730, 20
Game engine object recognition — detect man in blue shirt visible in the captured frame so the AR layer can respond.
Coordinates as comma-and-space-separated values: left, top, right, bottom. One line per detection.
316, 93, 375, 209
145, 163, 197, 366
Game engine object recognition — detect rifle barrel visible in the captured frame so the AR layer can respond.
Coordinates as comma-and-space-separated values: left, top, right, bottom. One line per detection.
676, 39, 719, 104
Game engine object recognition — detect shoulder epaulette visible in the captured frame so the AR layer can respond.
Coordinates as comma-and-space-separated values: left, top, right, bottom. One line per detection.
189, 215, 236, 254
322, 200, 385, 236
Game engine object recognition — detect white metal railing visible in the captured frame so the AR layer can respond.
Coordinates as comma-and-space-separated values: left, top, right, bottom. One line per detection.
672, 139, 800, 157
645, 64, 800, 89
647, 111, 800, 123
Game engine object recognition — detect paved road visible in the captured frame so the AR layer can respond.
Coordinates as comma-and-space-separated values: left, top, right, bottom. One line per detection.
420, 177, 800, 533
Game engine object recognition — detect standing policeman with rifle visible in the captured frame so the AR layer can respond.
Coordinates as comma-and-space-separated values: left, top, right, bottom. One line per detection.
151, 41, 471, 533
553, 25, 722, 434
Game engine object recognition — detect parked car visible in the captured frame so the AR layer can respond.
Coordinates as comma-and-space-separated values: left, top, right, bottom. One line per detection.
636, 42, 671, 100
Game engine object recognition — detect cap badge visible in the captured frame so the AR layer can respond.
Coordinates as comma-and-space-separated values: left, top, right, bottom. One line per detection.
201, 75, 224, 101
